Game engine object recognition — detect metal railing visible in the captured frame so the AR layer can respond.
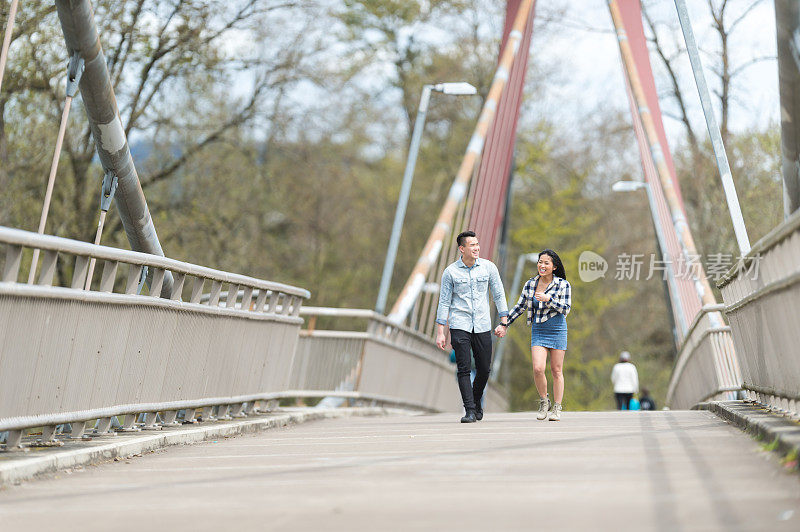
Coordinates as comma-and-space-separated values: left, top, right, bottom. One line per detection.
298, 307, 509, 413
666, 305, 742, 410
0, 227, 508, 450
718, 210, 800, 417
0, 226, 310, 449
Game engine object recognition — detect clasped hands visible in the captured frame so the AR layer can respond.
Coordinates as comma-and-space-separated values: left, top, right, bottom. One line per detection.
494, 291, 551, 338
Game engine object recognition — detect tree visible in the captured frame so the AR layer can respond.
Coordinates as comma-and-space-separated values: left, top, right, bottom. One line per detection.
1, 1, 317, 252
641, 0, 779, 262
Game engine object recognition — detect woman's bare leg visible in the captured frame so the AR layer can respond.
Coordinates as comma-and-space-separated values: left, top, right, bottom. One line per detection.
531, 346, 549, 399
550, 349, 565, 404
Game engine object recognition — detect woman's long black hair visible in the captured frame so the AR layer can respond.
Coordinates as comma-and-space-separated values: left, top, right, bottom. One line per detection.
539, 249, 567, 280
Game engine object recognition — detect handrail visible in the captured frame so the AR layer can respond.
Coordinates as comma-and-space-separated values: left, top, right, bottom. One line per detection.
717, 211, 800, 414
674, 304, 726, 363
0, 226, 309, 298
718, 208, 800, 288
300, 306, 376, 318
301, 306, 438, 346
667, 305, 741, 408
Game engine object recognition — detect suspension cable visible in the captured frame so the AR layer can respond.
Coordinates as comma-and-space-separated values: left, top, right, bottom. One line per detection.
84, 170, 118, 290
0, 0, 19, 93
28, 53, 84, 283
387, 0, 535, 324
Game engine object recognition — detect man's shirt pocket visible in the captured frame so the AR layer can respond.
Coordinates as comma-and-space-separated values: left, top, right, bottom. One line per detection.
474, 275, 489, 298
454, 278, 470, 296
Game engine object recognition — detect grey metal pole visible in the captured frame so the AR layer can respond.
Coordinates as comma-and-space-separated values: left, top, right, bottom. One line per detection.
375, 85, 433, 314
642, 182, 688, 342
775, 0, 800, 217
0, 0, 19, 94
491, 252, 537, 378
673, 0, 751, 255
55, 0, 172, 296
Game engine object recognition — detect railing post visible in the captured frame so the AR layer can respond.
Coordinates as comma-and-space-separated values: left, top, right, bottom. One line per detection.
253, 289, 267, 312
37, 250, 58, 286
95, 417, 113, 434
208, 280, 222, 307
2, 245, 22, 283
268, 291, 279, 313
170, 273, 185, 300
125, 264, 144, 294
5, 430, 22, 450
182, 408, 197, 424
71, 256, 89, 289
241, 287, 254, 311
40, 425, 59, 444
160, 411, 179, 426
226, 284, 239, 308
98, 260, 118, 292
190, 277, 204, 304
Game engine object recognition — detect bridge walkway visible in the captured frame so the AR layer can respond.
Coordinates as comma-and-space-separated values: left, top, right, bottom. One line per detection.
1, 410, 799, 530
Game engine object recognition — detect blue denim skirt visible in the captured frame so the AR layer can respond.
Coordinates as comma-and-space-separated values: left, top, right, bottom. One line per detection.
531, 313, 568, 350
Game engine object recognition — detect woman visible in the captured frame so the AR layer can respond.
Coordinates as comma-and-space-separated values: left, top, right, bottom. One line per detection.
495, 249, 571, 421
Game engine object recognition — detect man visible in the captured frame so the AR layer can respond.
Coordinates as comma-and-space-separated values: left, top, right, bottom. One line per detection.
611, 350, 639, 410
435, 231, 509, 423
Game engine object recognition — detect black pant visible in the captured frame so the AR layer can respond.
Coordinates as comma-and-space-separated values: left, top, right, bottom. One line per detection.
450, 329, 492, 411
615, 393, 633, 410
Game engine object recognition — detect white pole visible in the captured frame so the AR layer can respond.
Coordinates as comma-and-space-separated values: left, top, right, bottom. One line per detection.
673, 0, 751, 255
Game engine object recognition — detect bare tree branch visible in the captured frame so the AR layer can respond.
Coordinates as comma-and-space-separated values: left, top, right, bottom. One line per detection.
642, 6, 699, 152
729, 54, 775, 77
729, 0, 764, 33
108, 0, 146, 88
139, 78, 269, 188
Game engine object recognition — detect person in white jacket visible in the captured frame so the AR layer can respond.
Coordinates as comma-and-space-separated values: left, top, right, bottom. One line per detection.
611, 351, 638, 410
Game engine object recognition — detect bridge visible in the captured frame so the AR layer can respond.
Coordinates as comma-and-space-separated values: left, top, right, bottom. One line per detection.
1, 0, 800, 529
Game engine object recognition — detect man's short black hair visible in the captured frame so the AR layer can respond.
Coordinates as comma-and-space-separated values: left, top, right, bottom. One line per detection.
457, 230, 476, 247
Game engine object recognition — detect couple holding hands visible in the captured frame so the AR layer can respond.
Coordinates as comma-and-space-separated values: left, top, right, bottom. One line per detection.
435, 231, 572, 423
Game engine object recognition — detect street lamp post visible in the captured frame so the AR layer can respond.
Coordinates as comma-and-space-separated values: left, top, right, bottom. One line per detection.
375, 82, 478, 315
612, 180, 688, 346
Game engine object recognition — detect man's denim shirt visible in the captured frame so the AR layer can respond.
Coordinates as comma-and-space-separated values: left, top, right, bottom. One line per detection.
435, 257, 508, 334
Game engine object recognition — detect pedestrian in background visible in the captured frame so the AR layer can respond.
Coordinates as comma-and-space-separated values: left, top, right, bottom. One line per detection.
639, 387, 656, 411
611, 350, 638, 410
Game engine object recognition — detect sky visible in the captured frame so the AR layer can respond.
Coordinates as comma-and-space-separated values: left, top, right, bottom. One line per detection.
527, 0, 779, 147
220, 0, 780, 161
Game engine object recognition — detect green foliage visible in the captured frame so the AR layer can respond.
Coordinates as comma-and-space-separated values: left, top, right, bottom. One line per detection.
761, 437, 780, 453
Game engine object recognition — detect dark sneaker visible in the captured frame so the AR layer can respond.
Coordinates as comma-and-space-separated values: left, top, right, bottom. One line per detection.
460, 409, 477, 423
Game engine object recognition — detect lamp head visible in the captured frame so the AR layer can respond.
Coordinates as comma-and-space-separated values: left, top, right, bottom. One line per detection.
612, 181, 647, 193
433, 82, 478, 96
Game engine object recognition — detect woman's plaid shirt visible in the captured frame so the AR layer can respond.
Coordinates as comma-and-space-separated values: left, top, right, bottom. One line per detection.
506, 275, 571, 325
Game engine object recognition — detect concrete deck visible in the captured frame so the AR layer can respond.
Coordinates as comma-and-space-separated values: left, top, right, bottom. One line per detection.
1, 410, 799, 531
